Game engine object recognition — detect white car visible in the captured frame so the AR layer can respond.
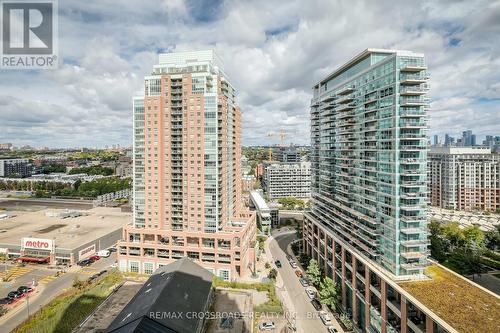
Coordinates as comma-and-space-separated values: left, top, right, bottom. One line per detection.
305, 288, 316, 299
259, 321, 275, 330
319, 311, 332, 325
289, 260, 298, 268
327, 326, 338, 333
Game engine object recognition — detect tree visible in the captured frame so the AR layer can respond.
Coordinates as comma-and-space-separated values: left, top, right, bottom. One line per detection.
306, 259, 321, 287
428, 220, 448, 262
268, 268, 278, 280
318, 277, 340, 313
484, 226, 500, 251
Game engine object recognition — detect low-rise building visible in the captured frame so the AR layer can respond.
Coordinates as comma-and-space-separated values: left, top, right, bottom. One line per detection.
106, 258, 213, 333
263, 161, 311, 199
429, 147, 500, 211
0, 158, 32, 178
249, 190, 279, 234
0, 207, 129, 265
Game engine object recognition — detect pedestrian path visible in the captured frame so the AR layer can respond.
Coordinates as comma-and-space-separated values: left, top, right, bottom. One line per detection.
0, 267, 33, 281
38, 275, 58, 285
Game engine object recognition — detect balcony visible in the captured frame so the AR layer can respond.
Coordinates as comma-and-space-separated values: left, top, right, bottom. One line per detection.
400, 65, 427, 72
337, 103, 356, 112
337, 86, 355, 95
400, 97, 428, 107
337, 94, 355, 104
401, 251, 426, 259
399, 86, 428, 95
400, 74, 428, 85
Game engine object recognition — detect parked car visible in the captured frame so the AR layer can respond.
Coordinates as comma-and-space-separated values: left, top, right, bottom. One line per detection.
319, 311, 332, 325
7, 291, 22, 299
299, 278, 309, 287
305, 288, 316, 300
295, 270, 303, 278
17, 286, 33, 294
97, 250, 110, 258
274, 260, 282, 268
259, 321, 275, 330
311, 298, 322, 311
327, 326, 339, 333
0, 298, 13, 305
89, 255, 100, 262
78, 259, 92, 266
289, 260, 297, 269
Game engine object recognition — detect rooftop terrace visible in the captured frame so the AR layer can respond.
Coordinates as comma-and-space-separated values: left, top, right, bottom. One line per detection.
399, 265, 500, 333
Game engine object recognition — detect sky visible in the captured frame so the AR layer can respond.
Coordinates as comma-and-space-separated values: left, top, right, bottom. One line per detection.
0, 0, 499, 148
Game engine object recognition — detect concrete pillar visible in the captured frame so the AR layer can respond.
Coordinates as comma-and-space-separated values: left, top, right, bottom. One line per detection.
365, 267, 371, 332
401, 296, 408, 333
425, 315, 434, 333
332, 240, 336, 278
341, 247, 346, 308
352, 256, 358, 326
381, 280, 387, 333
324, 233, 328, 275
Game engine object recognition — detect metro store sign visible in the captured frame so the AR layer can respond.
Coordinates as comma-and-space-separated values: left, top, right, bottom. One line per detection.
22, 237, 54, 251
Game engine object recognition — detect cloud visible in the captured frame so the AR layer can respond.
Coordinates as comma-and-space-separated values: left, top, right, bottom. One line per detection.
0, 0, 498, 148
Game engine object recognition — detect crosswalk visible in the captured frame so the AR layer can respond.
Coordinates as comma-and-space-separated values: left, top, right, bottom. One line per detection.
78, 268, 98, 276
38, 275, 58, 285
0, 267, 33, 281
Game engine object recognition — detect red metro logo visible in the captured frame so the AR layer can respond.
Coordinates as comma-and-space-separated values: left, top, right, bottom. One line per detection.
25, 240, 50, 249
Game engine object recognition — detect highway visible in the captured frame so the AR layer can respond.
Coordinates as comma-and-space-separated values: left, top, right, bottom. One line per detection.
269, 229, 343, 333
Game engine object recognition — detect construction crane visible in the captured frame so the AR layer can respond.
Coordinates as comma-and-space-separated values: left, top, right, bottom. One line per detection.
266, 130, 287, 161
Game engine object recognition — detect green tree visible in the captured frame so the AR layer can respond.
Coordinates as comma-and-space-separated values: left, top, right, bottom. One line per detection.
306, 259, 321, 287
484, 226, 500, 251
428, 220, 448, 262
318, 277, 340, 312
268, 268, 278, 280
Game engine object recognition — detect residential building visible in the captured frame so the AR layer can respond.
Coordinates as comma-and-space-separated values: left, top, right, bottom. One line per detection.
305, 48, 431, 329
429, 147, 499, 211
115, 156, 133, 178
117, 50, 256, 281
0, 158, 32, 178
303, 48, 500, 333
0, 143, 13, 152
272, 146, 301, 162
263, 161, 311, 199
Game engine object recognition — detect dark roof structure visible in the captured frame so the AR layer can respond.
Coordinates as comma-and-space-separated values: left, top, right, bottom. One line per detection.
106, 258, 213, 333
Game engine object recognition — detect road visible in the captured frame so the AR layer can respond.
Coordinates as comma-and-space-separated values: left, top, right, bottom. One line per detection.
268, 229, 343, 333
0, 253, 117, 333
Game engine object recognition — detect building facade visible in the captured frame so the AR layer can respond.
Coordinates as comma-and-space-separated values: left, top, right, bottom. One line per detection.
263, 161, 311, 199
304, 49, 432, 331
117, 50, 256, 281
429, 147, 500, 211
0, 158, 32, 178
272, 146, 301, 162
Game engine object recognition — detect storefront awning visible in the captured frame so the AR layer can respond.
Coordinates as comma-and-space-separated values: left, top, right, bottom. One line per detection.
16, 256, 50, 263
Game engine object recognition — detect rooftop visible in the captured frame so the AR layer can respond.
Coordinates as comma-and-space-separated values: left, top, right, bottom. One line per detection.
106, 258, 213, 333
399, 265, 500, 333
0, 207, 130, 249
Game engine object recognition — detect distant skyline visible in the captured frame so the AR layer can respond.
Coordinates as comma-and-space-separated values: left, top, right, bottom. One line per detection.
0, 0, 499, 147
